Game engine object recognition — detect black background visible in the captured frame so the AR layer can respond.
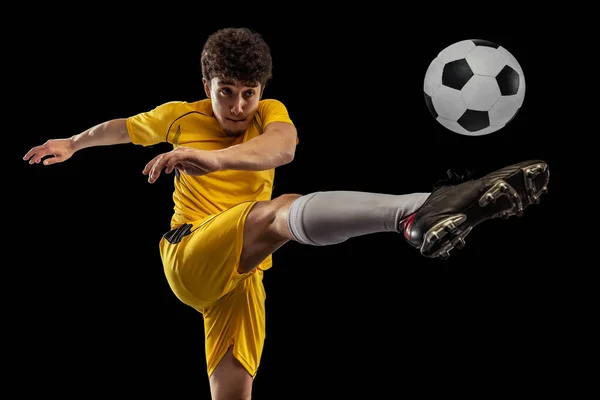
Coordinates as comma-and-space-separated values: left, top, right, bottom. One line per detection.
14, 12, 571, 399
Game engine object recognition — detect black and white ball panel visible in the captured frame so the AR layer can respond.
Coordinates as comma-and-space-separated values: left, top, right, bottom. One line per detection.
496, 65, 520, 96
442, 59, 473, 90
470, 39, 500, 48
423, 39, 525, 136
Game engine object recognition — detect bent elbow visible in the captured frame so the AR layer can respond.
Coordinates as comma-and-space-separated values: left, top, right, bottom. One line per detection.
273, 149, 294, 168
282, 147, 295, 165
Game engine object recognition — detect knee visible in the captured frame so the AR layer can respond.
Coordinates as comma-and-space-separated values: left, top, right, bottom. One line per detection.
272, 193, 302, 208
247, 194, 302, 240
269, 194, 302, 237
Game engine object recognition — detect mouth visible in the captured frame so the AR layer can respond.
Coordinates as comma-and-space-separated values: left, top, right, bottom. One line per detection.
226, 118, 246, 123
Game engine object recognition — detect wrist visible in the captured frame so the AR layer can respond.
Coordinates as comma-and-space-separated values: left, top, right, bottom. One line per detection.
211, 149, 228, 172
69, 135, 82, 152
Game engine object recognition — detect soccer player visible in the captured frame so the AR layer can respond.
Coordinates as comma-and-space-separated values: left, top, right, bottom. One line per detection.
23, 27, 549, 399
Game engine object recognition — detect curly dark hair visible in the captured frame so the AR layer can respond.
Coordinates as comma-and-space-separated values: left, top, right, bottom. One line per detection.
201, 27, 273, 87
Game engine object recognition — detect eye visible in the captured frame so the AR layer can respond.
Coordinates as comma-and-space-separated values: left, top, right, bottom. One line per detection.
219, 88, 232, 96
244, 90, 255, 98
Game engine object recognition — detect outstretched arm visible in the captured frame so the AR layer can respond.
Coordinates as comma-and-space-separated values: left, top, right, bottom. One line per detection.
143, 121, 297, 183
23, 118, 131, 165
70, 118, 131, 151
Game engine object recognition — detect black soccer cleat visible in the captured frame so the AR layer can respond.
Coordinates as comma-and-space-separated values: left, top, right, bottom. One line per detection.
399, 160, 550, 259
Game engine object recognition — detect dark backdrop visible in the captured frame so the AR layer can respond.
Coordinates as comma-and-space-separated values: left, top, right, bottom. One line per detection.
14, 14, 568, 399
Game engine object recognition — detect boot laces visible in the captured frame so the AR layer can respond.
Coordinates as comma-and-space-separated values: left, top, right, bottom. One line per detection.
433, 168, 475, 189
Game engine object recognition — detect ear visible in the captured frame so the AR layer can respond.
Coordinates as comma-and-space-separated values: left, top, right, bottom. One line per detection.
260, 83, 266, 98
203, 78, 211, 98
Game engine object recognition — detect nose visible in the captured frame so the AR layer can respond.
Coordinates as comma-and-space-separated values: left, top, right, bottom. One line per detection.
230, 97, 244, 116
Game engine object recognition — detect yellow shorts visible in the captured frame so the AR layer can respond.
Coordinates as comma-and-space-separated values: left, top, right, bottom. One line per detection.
159, 201, 270, 378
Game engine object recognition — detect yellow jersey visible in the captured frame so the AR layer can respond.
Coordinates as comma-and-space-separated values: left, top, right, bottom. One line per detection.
126, 98, 295, 228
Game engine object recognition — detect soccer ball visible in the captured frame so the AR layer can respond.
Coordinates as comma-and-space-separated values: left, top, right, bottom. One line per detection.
423, 39, 525, 136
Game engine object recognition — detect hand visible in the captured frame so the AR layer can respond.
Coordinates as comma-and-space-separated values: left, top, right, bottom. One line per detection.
142, 146, 221, 183
23, 138, 75, 165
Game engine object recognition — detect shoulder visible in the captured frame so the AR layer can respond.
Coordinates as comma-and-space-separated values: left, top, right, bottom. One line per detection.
254, 98, 295, 132
145, 99, 211, 113
256, 98, 291, 118
258, 98, 288, 110
132, 99, 210, 119
154, 99, 208, 113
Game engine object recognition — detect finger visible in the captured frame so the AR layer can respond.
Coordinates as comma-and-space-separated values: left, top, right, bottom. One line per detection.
23, 150, 35, 161
25, 152, 38, 163
143, 152, 171, 175
148, 162, 161, 183
149, 156, 169, 183
23, 145, 45, 161
165, 159, 182, 174
142, 155, 161, 175
43, 155, 64, 165
30, 150, 52, 164
24, 150, 42, 163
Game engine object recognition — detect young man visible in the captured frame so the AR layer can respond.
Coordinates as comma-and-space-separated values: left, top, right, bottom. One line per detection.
23, 27, 549, 399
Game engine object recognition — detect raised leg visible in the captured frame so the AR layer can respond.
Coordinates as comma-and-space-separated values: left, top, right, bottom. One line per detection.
238, 191, 430, 273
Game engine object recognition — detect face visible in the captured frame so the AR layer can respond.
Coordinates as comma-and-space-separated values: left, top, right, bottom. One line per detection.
204, 77, 263, 137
